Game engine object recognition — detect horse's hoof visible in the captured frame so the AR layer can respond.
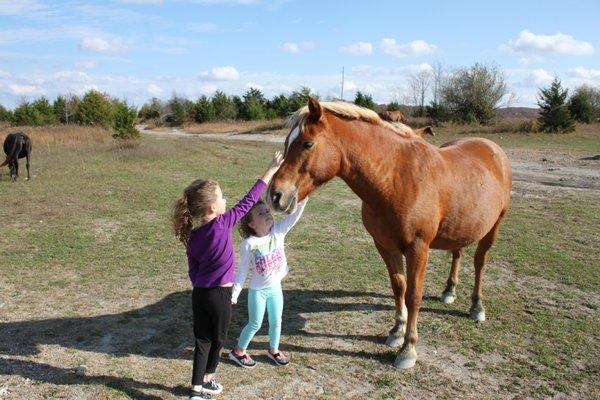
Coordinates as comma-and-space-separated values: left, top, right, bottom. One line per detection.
440, 292, 456, 304
469, 310, 486, 322
393, 346, 417, 369
385, 334, 404, 347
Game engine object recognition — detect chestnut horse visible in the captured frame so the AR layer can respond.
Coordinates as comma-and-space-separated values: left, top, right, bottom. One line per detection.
269, 98, 512, 368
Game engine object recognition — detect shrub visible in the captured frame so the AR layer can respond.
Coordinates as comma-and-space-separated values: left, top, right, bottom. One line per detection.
537, 78, 575, 133
441, 63, 507, 125
386, 101, 402, 111
112, 100, 140, 140
568, 91, 594, 123
138, 98, 163, 121
76, 90, 114, 128
165, 95, 194, 126
0, 104, 14, 124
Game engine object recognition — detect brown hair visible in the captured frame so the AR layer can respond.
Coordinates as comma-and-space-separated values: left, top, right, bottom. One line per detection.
238, 199, 266, 239
172, 179, 219, 246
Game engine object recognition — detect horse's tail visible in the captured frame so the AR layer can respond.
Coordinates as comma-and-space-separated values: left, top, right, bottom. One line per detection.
2, 134, 20, 167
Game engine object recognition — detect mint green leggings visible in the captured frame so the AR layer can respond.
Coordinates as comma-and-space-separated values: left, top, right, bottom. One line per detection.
236, 283, 283, 350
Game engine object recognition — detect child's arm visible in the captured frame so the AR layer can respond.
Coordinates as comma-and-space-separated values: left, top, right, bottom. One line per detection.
221, 152, 283, 229
273, 198, 308, 235
232, 242, 252, 304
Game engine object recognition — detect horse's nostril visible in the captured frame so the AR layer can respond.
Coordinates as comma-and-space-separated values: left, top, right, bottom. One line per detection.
272, 190, 282, 206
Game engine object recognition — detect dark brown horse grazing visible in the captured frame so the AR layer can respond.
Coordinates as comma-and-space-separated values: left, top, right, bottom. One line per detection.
2, 132, 32, 182
269, 98, 512, 368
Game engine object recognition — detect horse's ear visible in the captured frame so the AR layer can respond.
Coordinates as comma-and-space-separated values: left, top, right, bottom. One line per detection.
308, 97, 322, 122
423, 126, 435, 136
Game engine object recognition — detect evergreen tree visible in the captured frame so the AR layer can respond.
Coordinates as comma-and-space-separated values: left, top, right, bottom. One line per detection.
75, 90, 114, 128
537, 78, 575, 133
194, 95, 216, 123
112, 100, 140, 140
212, 91, 237, 120
354, 91, 376, 110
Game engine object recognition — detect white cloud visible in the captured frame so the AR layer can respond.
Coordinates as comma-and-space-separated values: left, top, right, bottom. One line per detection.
0, 70, 11, 78
519, 68, 554, 87
380, 38, 437, 58
245, 82, 263, 90
569, 66, 600, 80
54, 71, 92, 83
502, 29, 594, 55
199, 83, 218, 94
9, 84, 42, 95
519, 55, 544, 65
281, 41, 315, 54
79, 37, 129, 53
339, 41, 373, 56
199, 66, 240, 81
75, 60, 98, 69
146, 83, 163, 96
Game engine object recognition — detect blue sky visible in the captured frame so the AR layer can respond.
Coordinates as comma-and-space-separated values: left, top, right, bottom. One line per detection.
1, 0, 599, 108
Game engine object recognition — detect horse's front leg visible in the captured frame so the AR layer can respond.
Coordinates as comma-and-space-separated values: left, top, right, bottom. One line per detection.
374, 242, 407, 347
395, 240, 429, 369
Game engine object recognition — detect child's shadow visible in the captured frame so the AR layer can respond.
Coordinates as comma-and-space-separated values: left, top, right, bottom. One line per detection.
0, 289, 399, 395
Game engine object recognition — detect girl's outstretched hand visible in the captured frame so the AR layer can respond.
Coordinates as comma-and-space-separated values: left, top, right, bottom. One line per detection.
261, 151, 284, 184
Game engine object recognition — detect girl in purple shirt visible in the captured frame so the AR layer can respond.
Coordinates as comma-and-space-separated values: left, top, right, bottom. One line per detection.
172, 152, 283, 400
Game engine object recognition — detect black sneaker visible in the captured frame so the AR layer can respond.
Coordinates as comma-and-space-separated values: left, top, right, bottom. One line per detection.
189, 390, 211, 400
201, 380, 223, 395
228, 350, 257, 368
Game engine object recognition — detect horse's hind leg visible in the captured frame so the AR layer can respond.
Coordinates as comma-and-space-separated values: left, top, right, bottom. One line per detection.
374, 242, 407, 347
441, 248, 464, 304
25, 148, 31, 181
470, 216, 504, 321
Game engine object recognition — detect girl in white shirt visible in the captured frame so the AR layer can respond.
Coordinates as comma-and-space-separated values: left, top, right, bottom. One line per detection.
229, 198, 307, 368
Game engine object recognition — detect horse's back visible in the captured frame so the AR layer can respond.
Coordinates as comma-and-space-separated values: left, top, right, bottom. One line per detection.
439, 137, 512, 197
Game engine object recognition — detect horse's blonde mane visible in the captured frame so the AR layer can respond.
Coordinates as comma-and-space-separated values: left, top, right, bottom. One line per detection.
286, 101, 415, 137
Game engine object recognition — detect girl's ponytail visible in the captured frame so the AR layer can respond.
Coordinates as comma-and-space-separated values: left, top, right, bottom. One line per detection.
172, 192, 194, 246
172, 179, 219, 246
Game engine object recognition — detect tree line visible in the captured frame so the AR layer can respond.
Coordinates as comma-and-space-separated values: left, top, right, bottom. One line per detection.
0, 90, 139, 140
1, 63, 599, 135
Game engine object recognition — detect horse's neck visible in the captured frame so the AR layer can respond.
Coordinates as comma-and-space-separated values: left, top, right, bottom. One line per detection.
336, 122, 414, 207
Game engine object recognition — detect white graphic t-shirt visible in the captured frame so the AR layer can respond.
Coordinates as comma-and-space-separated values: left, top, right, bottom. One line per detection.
231, 199, 307, 303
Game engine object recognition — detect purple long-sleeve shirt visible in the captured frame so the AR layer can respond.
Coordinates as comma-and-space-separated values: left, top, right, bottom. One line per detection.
187, 179, 267, 288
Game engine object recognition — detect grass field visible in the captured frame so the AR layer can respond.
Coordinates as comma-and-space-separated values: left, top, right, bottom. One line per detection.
1, 125, 599, 399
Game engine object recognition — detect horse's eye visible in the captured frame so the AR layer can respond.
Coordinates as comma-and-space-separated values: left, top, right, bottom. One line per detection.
302, 141, 314, 149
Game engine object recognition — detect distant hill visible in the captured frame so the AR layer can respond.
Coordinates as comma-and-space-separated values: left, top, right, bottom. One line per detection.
496, 107, 539, 119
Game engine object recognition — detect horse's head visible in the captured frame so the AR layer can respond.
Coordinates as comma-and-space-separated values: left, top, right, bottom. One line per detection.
269, 97, 342, 213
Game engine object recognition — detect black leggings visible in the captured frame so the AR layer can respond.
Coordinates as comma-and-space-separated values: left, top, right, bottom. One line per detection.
191, 286, 232, 385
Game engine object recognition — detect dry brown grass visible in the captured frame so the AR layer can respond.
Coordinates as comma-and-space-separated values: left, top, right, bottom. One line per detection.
184, 119, 286, 134
1, 125, 114, 148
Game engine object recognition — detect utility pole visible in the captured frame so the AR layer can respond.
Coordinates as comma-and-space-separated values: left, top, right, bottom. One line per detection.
340, 66, 345, 100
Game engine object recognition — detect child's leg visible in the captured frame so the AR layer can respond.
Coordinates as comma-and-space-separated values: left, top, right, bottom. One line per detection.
266, 283, 284, 351
236, 288, 267, 351
204, 287, 232, 377
191, 287, 213, 386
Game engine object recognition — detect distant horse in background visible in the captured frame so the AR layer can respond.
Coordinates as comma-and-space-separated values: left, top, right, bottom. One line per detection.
378, 110, 406, 123
269, 98, 512, 369
1, 132, 32, 182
